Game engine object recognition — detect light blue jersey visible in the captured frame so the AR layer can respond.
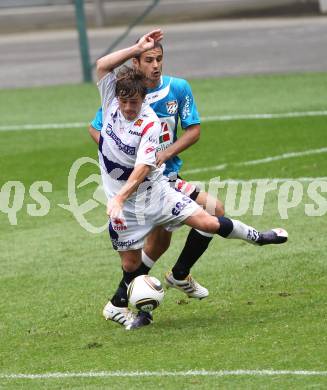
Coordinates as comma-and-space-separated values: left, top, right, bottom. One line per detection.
91, 75, 200, 175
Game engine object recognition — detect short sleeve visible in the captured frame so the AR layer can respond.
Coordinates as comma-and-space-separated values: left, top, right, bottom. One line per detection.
90, 107, 103, 131
135, 121, 161, 168
178, 80, 201, 129
97, 72, 116, 113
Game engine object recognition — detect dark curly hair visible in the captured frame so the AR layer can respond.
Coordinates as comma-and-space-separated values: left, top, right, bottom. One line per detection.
115, 66, 147, 99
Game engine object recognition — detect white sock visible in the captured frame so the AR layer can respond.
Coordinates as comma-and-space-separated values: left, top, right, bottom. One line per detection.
142, 250, 155, 269
228, 219, 260, 243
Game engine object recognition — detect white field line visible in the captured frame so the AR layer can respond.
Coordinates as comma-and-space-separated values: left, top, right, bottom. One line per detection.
0, 110, 327, 132
183, 163, 228, 174
200, 177, 327, 184
183, 147, 327, 174
1, 370, 327, 380
0, 122, 87, 131
240, 147, 327, 166
201, 110, 327, 122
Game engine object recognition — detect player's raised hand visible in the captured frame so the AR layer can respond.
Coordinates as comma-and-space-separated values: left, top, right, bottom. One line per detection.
137, 29, 163, 52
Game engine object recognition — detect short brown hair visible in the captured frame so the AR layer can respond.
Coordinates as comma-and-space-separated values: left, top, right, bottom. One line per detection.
115, 66, 147, 99
133, 40, 163, 61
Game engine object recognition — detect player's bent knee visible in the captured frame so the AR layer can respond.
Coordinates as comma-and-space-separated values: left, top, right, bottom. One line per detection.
120, 253, 141, 273
121, 260, 139, 273
203, 216, 220, 233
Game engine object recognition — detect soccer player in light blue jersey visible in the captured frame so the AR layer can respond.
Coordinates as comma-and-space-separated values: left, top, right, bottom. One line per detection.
90, 34, 288, 329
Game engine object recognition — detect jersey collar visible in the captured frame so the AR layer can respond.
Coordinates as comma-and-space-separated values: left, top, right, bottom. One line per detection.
147, 76, 164, 93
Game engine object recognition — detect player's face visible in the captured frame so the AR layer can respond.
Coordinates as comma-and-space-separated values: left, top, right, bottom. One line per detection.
117, 93, 144, 121
133, 48, 163, 88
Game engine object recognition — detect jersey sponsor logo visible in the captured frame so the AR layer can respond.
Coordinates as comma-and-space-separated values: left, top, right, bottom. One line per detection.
145, 146, 155, 154
159, 122, 171, 143
148, 93, 159, 100
112, 217, 128, 231
145, 81, 171, 104
182, 95, 191, 120
106, 123, 112, 132
134, 119, 143, 127
166, 100, 178, 115
172, 196, 192, 216
111, 238, 138, 249
128, 129, 142, 136
149, 135, 158, 143
107, 130, 136, 156
128, 120, 154, 137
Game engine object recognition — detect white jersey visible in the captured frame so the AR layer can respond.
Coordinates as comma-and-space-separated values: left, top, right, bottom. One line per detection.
97, 72, 162, 200
97, 71, 200, 251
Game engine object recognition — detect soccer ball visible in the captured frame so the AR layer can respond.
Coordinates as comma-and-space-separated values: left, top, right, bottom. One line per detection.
127, 275, 164, 312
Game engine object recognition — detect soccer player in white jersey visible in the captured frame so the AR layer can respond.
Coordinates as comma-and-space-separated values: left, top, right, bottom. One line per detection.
95, 29, 288, 330
90, 38, 226, 308
90, 33, 287, 323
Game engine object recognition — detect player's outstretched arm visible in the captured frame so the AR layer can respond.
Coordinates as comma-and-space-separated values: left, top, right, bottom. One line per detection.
96, 29, 163, 81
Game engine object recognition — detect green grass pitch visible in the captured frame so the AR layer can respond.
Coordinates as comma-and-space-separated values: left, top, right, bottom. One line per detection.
0, 72, 327, 389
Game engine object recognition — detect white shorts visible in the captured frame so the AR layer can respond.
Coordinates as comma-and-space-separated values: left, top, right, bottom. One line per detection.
108, 178, 200, 251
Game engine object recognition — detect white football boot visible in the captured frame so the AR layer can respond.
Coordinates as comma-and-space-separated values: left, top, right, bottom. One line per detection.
165, 271, 209, 299
102, 301, 136, 328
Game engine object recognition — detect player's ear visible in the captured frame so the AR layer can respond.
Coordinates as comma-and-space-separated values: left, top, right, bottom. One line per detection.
132, 57, 139, 68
